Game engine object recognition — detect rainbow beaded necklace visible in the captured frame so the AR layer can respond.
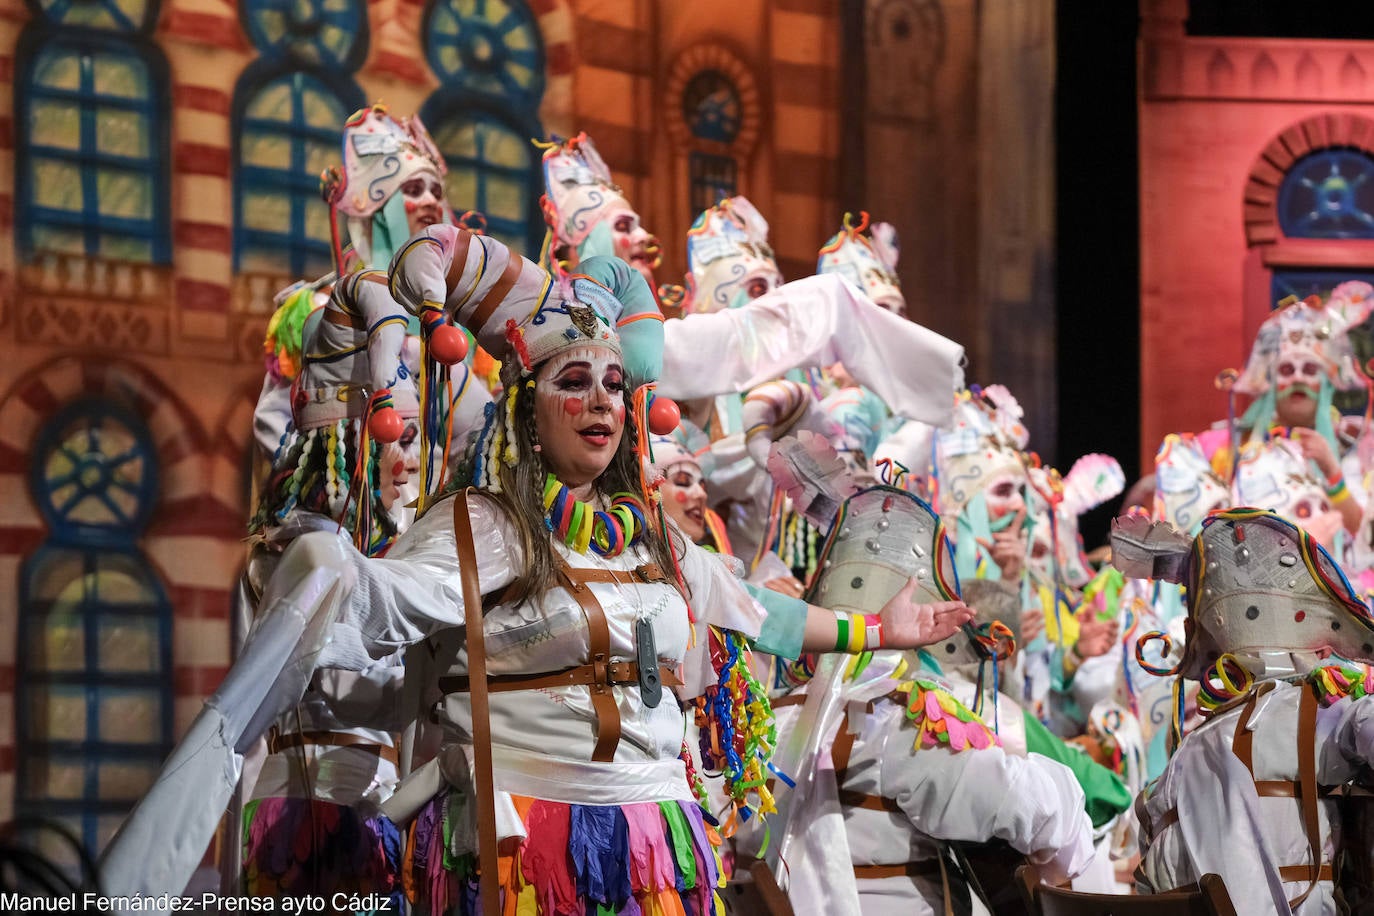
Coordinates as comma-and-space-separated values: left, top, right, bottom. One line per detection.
542, 474, 648, 557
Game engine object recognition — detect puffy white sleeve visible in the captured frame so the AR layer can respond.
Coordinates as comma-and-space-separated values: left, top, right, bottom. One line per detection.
675, 534, 769, 697
320, 494, 520, 666
350, 272, 411, 394
881, 741, 1096, 883
659, 274, 964, 427
253, 374, 293, 464
675, 533, 766, 639
1326, 692, 1374, 770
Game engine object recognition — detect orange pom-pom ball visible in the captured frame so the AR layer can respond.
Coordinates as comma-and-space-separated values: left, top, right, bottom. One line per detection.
368, 407, 405, 443
648, 396, 681, 435
429, 323, 469, 365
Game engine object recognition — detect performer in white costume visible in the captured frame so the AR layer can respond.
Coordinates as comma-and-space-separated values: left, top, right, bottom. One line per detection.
756, 442, 1094, 916
254, 104, 488, 469
102, 230, 977, 912
1114, 507, 1374, 914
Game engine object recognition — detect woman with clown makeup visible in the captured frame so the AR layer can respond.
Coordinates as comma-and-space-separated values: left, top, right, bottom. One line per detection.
539, 133, 662, 289
101, 228, 979, 912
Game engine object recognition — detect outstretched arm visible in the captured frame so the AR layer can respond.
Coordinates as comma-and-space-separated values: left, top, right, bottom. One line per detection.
659, 274, 964, 427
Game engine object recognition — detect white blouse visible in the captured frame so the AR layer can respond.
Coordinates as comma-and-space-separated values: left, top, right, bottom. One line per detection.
329, 492, 766, 803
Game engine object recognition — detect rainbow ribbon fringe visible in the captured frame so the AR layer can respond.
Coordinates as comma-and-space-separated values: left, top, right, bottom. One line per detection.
697, 628, 778, 832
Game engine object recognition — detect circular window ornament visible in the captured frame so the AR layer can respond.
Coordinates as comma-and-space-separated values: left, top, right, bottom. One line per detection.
425, 0, 546, 108
241, 0, 367, 69
31, 401, 159, 537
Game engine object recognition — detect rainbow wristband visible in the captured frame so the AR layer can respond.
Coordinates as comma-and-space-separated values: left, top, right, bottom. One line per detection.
1330, 479, 1352, 504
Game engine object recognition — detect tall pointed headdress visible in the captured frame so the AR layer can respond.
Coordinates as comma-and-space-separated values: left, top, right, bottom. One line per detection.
539, 133, 634, 250
684, 196, 782, 314
816, 212, 904, 314
321, 104, 448, 270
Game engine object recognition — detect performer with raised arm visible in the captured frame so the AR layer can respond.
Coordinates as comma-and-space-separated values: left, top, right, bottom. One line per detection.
101, 231, 976, 911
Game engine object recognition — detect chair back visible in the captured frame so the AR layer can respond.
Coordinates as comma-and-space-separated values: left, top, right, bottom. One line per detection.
1016, 866, 1238, 916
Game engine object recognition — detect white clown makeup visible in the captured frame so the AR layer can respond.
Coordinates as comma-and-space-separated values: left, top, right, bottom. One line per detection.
533, 344, 627, 489
984, 472, 1028, 525
1273, 345, 1331, 427
660, 462, 708, 542
401, 168, 446, 236
604, 205, 660, 282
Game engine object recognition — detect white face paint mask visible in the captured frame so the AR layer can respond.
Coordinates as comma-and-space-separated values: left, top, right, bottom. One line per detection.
533, 344, 628, 487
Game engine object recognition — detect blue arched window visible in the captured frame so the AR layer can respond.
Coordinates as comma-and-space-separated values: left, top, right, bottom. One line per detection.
233, 65, 362, 276
15, 29, 170, 263
423, 0, 544, 254
1269, 146, 1374, 414
683, 70, 741, 215
17, 399, 172, 862
31, 0, 159, 33
1277, 148, 1374, 240
423, 97, 542, 254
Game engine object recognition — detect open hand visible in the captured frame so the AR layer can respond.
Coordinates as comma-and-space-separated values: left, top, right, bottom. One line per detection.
878, 577, 975, 648
1073, 608, 1115, 660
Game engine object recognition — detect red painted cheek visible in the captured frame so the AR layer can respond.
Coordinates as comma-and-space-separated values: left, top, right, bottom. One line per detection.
616, 404, 626, 422
404, 200, 418, 213
563, 397, 584, 415
673, 491, 689, 504
391, 461, 405, 476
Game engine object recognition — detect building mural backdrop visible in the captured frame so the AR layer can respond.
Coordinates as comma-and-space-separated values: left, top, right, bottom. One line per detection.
0, 0, 860, 868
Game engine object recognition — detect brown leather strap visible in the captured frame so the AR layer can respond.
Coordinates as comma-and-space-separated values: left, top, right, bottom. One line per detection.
830, 702, 876, 774
937, 852, 953, 916
438, 663, 682, 695
832, 703, 899, 811
322, 308, 367, 330
748, 859, 796, 916
561, 563, 670, 586
444, 229, 475, 300
453, 490, 501, 916
357, 271, 388, 287
1256, 779, 1299, 797
1230, 683, 1270, 778
468, 251, 523, 336
267, 729, 398, 766
1169, 864, 1332, 893
556, 557, 621, 762
1291, 684, 1323, 908
837, 789, 903, 813
770, 694, 806, 709
1156, 807, 1179, 832
853, 860, 943, 880
1280, 864, 1334, 883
